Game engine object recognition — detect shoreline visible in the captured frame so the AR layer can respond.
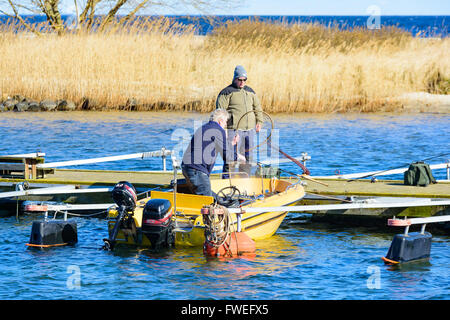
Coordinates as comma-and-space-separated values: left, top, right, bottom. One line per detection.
1, 92, 449, 114
392, 92, 450, 114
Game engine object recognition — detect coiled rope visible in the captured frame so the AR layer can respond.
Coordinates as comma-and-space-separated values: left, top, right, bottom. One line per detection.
203, 203, 238, 257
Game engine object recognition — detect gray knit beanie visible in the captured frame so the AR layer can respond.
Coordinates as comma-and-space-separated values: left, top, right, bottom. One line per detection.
233, 65, 247, 81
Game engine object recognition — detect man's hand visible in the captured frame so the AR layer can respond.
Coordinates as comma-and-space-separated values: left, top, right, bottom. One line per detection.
237, 153, 246, 163
232, 133, 240, 146
255, 123, 262, 132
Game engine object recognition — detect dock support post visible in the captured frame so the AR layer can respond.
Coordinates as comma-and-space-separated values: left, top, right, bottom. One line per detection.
172, 157, 180, 217
236, 213, 242, 232
24, 159, 30, 179
162, 147, 167, 171
420, 224, 427, 234
403, 225, 410, 236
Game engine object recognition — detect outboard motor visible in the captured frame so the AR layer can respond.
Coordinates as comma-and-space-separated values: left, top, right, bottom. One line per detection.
111, 181, 137, 211
142, 199, 175, 249
103, 181, 137, 250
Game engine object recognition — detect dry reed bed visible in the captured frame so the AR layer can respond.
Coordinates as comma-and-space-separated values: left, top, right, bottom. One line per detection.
0, 18, 448, 113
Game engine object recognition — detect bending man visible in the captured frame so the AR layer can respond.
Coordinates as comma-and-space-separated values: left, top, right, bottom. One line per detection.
181, 109, 245, 197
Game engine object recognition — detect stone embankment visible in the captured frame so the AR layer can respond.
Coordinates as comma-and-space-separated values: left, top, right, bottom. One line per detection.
1, 92, 448, 113
0, 95, 76, 112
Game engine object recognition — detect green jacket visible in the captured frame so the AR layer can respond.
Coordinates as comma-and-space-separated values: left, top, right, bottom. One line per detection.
216, 84, 263, 130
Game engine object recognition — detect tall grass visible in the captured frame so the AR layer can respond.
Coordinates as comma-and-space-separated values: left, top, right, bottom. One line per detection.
0, 17, 448, 112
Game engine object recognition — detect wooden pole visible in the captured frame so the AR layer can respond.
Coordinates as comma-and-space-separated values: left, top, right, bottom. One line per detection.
300, 174, 329, 187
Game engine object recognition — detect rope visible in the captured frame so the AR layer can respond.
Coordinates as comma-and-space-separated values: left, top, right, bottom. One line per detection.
203, 203, 235, 257
50, 209, 109, 218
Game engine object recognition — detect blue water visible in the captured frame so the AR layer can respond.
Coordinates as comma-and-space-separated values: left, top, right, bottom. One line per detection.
0, 14, 448, 37
185, 15, 450, 37
0, 112, 449, 300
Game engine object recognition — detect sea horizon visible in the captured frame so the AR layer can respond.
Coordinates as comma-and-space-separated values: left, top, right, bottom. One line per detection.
0, 14, 448, 36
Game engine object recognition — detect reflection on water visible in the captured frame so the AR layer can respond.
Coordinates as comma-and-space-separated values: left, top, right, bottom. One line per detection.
0, 112, 449, 300
72, 231, 310, 299
1, 202, 449, 300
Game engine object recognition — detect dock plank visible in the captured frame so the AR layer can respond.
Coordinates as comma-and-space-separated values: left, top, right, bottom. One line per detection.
302, 178, 450, 198
40, 169, 181, 187
1, 169, 449, 198
0, 169, 449, 220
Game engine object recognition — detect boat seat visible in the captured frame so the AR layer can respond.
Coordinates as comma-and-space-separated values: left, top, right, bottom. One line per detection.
170, 179, 193, 194
170, 178, 240, 207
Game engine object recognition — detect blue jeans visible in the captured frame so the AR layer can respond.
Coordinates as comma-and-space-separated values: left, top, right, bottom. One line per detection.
182, 166, 213, 197
222, 129, 254, 178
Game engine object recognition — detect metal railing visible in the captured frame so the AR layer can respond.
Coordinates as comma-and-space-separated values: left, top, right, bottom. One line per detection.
37, 148, 174, 171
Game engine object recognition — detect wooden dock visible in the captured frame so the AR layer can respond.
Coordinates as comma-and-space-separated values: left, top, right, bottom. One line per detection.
298, 177, 450, 225
0, 169, 180, 208
303, 178, 450, 199
25, 168, 178, 188
0, 150, 449, 223
0, 168, 449, 219
5, 168, 448, 196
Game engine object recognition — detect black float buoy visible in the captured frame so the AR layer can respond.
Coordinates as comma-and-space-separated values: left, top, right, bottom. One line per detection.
381, 216, 442, 265
382, 231, 432, 264
26, 220, 78, 248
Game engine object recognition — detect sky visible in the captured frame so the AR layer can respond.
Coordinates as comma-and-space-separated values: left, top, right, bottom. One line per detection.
2, 0, 449, 16
216, 0, 450, 16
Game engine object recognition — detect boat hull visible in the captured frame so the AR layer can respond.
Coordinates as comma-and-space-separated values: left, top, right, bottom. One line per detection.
107, 177, 305, 248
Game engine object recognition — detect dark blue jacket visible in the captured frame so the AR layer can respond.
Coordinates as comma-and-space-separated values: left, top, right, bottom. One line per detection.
181, 121, 235, 176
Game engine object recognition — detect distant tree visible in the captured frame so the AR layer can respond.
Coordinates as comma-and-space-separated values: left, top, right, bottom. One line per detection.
0, 0, 235, 35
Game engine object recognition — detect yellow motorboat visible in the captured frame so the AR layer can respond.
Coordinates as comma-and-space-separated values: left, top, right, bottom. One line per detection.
103, 176, 305, 250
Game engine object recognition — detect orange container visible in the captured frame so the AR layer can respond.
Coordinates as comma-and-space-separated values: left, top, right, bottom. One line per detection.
203, 232, 255, 257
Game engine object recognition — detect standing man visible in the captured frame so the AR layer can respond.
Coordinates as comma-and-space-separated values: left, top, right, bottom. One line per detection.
216, 65, 263, 177
181, 109, 244, 197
